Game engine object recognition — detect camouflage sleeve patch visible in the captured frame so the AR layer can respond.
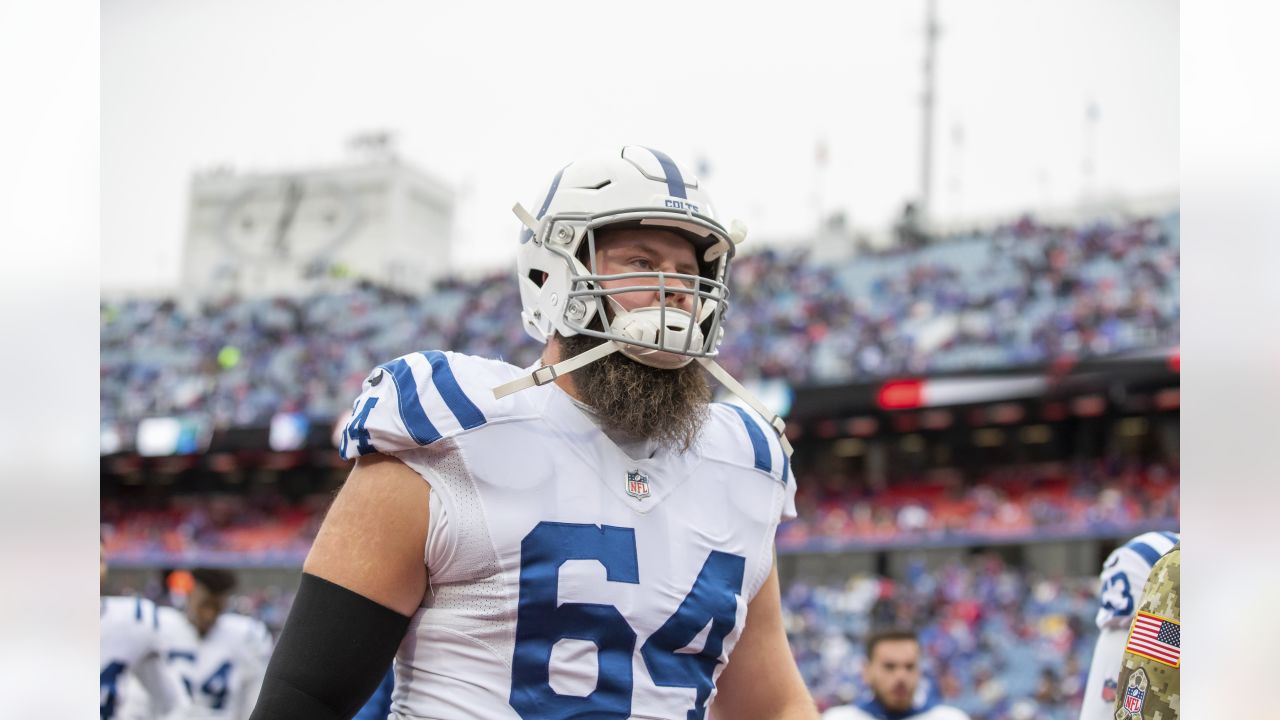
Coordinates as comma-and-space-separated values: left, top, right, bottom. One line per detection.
1114, 547, 1180, 720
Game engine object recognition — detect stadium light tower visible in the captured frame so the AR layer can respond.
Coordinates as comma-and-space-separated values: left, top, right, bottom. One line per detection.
919, 0, 940, 223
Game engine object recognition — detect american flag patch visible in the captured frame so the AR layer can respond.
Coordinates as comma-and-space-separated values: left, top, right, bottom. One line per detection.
1125, 610, 1180, 668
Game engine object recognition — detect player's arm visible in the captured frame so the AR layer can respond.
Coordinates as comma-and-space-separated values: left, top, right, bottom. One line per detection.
710, 561, 818, 720
249, 453, 430, 720
133, 650, 191, 717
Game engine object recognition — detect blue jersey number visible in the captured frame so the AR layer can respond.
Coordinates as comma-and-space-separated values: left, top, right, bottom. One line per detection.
198, 661, 233, 709
342, 397, 379, 457
100, 661, 127, 719
511, 522, 745, 720
1101, 571, 1134, 616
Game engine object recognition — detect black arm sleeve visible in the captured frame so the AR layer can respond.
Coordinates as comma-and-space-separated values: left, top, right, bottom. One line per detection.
248, 573, 411, 720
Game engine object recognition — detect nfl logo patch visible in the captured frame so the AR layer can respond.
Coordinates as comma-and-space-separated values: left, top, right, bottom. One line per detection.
1118, 666, 1149, 719
1124, 685, 1145, 714
626, 470, 651, 500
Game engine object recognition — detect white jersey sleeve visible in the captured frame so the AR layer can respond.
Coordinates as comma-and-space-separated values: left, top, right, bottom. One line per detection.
337, 350, 533, 460
101, 597, 191, 720
1080, 530, 1179, 720
119, 605, 200, 720
1094, 531, 1179, 630
132, 652, 190, 718
711, 402, 797, 523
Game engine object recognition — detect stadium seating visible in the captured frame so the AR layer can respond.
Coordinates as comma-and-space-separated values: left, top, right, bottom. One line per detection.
100, 212, 1180, 436
785, 553, 1098, 719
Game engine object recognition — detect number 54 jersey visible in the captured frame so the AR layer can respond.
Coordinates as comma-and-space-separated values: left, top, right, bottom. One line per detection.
340, 351, 798, 720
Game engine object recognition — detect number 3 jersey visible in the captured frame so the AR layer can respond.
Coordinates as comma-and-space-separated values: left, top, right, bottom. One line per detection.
1079, 530, 1179, 720
340, 350, 798, 720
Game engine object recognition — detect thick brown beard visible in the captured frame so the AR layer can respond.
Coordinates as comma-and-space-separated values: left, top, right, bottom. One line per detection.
559, 332, 711, 453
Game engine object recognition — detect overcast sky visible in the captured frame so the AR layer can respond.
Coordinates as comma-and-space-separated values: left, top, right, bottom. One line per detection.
102, 0, 1177, 291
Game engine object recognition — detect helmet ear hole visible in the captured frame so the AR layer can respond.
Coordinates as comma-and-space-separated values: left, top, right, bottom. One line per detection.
528, 270, 548, 288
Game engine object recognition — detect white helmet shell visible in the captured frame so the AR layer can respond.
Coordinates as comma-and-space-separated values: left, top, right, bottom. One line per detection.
514, 146, 741, 368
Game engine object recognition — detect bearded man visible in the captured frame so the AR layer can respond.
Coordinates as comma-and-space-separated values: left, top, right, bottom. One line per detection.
249, 147, 816, 720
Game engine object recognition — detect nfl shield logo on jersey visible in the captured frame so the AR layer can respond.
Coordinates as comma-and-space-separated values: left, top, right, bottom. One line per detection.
626, 470, 651, 500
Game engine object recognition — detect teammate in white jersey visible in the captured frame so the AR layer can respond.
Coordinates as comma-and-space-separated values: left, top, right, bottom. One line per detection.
250, 147, 817, 719
181, 569, 274, 719
821, 630, 969, 720
101, 547, 190, 719
120, 569, 274, 720
1079, 530, 1179, 720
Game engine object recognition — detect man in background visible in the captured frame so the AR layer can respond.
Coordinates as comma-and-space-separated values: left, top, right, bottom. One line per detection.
123, 568, 274, 720
822, 629, 969, 720
178, 569, 275, 719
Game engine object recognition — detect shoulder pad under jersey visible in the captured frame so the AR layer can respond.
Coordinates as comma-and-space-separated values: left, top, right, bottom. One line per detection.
702, 402, 791, 488
338, 351, 532, 460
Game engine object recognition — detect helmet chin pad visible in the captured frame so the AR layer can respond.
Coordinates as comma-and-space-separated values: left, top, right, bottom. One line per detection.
609, 306, 701, 369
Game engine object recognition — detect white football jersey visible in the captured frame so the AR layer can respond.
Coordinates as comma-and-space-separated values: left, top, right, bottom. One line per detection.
118, 607, 272, 720
339, 350, 798, 720
1079, 530, 1179, 720
101, 596, 189, 720
118, 605, 191, 720
183, 612, 274, 720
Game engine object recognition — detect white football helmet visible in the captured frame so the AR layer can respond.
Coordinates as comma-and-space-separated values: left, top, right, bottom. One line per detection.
494, 146, 790, 455
513, 146, 742, 364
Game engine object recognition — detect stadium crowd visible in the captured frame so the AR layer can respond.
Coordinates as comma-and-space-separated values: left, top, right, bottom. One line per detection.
100, 212, 1179, 436
786, 553, 1099, 719
781, 459, 1178, 551
101, 460, 1176, 564
109, 552, 1103, 720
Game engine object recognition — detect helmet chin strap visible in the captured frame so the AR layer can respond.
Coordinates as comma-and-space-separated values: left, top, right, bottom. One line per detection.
491, 338, 623, 400
490, 339, 793, 459
697, 358, 794, 456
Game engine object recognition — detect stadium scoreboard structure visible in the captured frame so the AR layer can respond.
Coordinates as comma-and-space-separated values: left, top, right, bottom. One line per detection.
181, 155, 454, 299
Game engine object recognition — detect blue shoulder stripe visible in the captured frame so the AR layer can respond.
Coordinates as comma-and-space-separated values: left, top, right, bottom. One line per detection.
726, 404, 771, 474
1126, 540, 1163, 567
135, 596, 143, 622
380, 358, 443, 446
422, 351, 487, 431
781, 448, 791, 487
1158, 530, 1179, 546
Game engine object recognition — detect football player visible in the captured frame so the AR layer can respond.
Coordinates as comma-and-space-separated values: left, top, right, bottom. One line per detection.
250, 147, 817, 719
124, 569, 274, 720
1079, 531, 1179, 720
821, 629, 969, 720
1112, 545, 1180, 720
100, 545, 190, 719
179, 569, 274, 719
